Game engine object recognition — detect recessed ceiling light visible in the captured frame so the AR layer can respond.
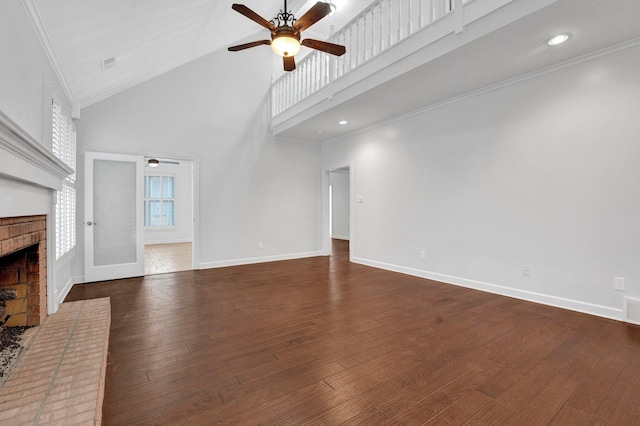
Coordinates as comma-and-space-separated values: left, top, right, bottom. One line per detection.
338, 120, 348, 125
547, 34, 570, 46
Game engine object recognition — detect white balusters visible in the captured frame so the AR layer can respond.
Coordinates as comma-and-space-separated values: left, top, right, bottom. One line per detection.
271, 0, 461, 117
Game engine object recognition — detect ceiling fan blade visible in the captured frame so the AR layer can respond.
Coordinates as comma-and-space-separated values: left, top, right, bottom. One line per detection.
231, 4, 276, 31
294, 2, 332, 32
301, 39, 346, 56
228, 40, 271, 51
283, 56, 296, 72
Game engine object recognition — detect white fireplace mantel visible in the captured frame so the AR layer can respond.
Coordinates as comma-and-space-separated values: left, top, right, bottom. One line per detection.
0, 109, 72, 190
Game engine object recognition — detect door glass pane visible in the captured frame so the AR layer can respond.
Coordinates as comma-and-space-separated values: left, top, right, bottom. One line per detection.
163, 176, 174, 198
93, 160, 137, 266
162, 201, 174, 226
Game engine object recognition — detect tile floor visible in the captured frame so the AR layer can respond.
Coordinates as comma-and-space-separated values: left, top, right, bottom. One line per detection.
144, 242, 192, 275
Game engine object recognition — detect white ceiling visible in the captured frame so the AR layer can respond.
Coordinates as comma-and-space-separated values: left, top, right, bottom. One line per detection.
275, 0, 640, 141
31, 0, 373, 108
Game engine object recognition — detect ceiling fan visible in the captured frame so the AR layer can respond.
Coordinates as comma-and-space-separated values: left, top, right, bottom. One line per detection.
146, 158, 180, 167
228, 1, 346, 72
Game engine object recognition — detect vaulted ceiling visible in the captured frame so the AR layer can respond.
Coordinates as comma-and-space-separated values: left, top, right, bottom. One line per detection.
24, 0, 640, 129
27, 0, 373, 109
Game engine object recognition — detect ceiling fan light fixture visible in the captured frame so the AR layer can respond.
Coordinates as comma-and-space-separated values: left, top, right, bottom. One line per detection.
271, 34, 301, 57
148, 159, 160, 167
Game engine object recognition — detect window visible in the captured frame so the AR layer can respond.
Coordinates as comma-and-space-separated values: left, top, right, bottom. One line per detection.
52, 101, 76, 259
144, 175, 175, 227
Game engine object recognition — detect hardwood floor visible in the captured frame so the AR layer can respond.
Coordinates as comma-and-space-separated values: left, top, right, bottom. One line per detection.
65, 240, 640, 425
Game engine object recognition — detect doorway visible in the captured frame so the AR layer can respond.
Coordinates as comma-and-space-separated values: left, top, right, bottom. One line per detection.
326, 166, 351, 259
143, 157, 195, 275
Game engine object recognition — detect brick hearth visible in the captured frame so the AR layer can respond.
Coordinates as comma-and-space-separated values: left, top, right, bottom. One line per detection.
0, 215, 47, 326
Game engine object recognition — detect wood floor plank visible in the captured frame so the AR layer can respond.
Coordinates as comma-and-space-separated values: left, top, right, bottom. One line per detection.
383, 355, 503, 423
63, 239, 640, 425
467, 360, 561, 424
423, 389, 493, 425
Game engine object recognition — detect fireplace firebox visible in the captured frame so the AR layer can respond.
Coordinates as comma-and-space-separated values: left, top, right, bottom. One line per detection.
0, 215, 47, 326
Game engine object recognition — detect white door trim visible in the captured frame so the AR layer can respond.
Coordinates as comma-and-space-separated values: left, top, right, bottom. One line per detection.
322, 162, 354, 260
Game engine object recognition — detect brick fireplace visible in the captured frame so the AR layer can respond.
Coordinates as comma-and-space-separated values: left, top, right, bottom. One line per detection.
0, 215, 47, 326
1, 109, 72, 321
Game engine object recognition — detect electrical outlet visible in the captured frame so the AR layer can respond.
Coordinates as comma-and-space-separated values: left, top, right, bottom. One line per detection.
522, 265, 531, 277
419, 250, 426, 260
258, 242, 264, 249
614, 276, 626, 291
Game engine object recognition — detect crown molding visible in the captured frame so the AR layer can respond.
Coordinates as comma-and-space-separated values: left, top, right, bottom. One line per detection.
20, 0, 78, 114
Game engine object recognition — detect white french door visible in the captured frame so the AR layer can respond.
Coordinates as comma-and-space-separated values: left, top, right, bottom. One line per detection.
84, 152, 144, 282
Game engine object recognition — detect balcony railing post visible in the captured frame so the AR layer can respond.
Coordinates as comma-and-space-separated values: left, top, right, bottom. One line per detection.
454, 0, 464, 34
408, 0, 412, 36
397, 0, 402, 41
379, 3, 384, 53
355, 20, 360, 67
388, 0, 393, 46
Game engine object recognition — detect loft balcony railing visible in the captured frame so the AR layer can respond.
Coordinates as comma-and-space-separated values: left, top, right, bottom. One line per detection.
271, 0, 478, 118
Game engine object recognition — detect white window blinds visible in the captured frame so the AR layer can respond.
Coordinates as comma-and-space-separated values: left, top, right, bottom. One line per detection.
52, 101, 77, 259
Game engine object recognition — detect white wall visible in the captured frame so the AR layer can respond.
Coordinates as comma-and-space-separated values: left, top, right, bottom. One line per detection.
76, 46, 322, 277
144, 162, 193, 245
322, 47, 640, 320
0, 0, 71, 143
330, 170, 350, 240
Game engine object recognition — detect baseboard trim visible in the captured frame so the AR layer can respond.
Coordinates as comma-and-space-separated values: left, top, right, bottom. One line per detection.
55, 276, 75, 308
352, 257, 623, 321
331, 235, 350, 241
199, 251, 323, 269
